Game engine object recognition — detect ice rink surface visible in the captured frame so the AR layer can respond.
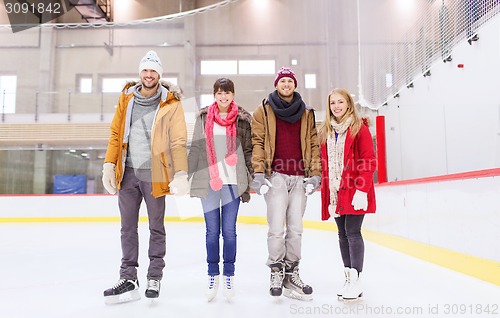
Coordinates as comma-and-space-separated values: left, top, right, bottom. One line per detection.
0, 222, 498, 318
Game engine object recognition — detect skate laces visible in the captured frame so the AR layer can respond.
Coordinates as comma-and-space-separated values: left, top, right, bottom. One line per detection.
112, 279, 127, 289
147, 279, 160, 292
270, 269, 284, 288
111, 279, 138, 292
289, 268, 306, 288
344, 269, 350, 284
208, 276, 218, 289
224, 276, 233, 290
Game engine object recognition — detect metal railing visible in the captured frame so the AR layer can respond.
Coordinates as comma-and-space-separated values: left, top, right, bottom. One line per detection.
359, 0, 500, 109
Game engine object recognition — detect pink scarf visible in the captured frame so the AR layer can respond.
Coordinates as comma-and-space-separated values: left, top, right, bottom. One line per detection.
205, 101, 239, 191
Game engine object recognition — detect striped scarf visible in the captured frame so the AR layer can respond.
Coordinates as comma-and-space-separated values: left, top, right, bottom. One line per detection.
327, 117, 352, 217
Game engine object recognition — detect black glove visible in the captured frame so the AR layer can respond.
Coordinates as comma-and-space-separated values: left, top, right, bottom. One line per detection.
240, 191, 251, 203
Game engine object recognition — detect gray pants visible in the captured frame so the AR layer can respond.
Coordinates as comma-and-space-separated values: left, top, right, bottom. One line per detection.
118, 167, 166, 280
264, 172, 307, 269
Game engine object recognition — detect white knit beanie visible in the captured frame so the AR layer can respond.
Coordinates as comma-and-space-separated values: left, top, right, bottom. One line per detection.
139, 50, 163, 77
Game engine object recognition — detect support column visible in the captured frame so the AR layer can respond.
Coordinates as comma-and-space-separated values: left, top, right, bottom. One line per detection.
183, 14, 197, 111
37, 27, 57, 114
33, 149, 47, 194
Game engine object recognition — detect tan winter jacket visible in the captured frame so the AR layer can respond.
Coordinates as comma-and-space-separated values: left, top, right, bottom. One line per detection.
251, 100, 321, 177
104, 81, 188, 198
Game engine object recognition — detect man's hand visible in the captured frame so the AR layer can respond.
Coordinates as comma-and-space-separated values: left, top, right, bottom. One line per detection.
102, 163, 117, 194
169, 171, 190, 196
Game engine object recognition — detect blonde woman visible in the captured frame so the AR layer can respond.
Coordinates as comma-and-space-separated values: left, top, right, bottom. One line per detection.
318, 88, 376, 301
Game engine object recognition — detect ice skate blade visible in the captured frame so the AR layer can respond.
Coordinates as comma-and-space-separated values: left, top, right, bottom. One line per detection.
223, 291, 235, 302
343, 297, 363, 304
207, 293, 217, 302
342, 293, 363, 303
104, 290, 141, 305
146, 290, 159, 305
272, 297, 283, 304
283, 288, 313, 301
206, 285, 218, 302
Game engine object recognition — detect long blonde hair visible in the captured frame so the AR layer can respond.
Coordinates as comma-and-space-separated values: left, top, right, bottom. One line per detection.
318, 88, 366, 144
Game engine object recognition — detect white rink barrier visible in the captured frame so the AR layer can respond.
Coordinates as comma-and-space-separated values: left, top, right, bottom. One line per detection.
1, 170, 499, 285
0, 171, 498, 263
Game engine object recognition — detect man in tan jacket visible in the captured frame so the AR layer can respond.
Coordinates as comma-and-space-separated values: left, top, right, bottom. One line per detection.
101, 50, 189, 304
252, 67, 321, 301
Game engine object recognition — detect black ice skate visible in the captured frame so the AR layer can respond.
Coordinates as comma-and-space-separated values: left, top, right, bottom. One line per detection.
283, 264, 313, 301
103, 279, 140, 304
269, 263, 284, 297
145, 279, 161, 299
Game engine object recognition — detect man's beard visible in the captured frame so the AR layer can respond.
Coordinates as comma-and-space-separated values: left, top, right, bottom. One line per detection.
141, 78, 158, 89
278, 90, 294, 100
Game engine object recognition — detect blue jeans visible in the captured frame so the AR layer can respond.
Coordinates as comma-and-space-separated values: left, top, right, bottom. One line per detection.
201, 184, 240, 276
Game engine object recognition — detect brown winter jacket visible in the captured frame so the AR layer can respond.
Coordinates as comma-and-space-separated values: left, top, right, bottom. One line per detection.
251, 100, 321, 178
104, 81, 188, 198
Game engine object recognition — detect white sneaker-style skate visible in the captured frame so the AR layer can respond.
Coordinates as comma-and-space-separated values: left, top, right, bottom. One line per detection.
103, 279, 140, 305
222, 275, 235, 300
206, 275, 219, 302
337, 267, 350, 299
342, 268, 363, 300
283, 265, 313, 301
145, 279, 161, 299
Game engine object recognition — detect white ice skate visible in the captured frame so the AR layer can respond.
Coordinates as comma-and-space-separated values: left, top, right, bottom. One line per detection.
222, 275, 235, 301
206, 275, 219, 302
337, 267, 350, 300
342, 268, 363, 302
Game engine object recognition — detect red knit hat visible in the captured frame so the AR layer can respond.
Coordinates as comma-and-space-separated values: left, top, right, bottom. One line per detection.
274, 66, 297, 87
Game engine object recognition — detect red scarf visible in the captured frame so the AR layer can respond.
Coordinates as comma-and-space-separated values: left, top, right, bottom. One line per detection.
205, 101, 238, 191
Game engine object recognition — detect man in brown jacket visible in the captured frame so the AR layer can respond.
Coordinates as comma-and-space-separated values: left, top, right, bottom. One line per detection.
101, 50, 189, 304
251, 67, 321, 301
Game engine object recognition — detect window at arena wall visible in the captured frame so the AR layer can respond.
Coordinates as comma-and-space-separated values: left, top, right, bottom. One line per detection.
100, 76, 178, 93
200, 60, 275, 75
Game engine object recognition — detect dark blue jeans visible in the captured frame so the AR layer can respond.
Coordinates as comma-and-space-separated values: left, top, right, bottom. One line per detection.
335, 214, 365, 273
201, 184, 240, 276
